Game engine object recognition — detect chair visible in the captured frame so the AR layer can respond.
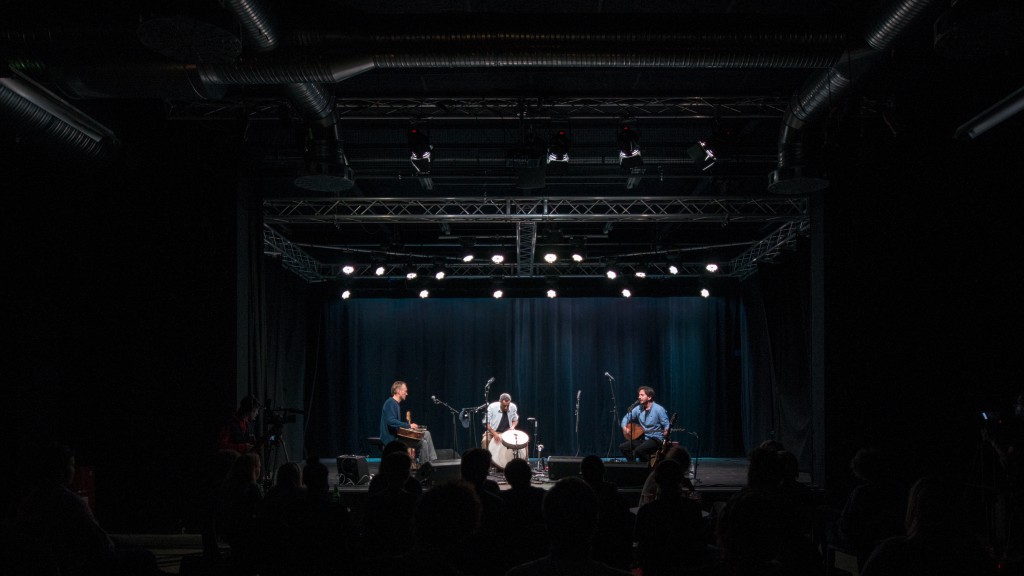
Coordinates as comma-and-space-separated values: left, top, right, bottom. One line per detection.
367, 437, 384, 454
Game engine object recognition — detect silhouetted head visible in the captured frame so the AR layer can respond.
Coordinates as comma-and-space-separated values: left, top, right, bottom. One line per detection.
381, 452, 412, 486
383, 440, 407, 457
579, 454, 605, 484
543, 477, 599, 550
415, 481, 481, 549
303, 458, 329, 495
504, 457, 532, 489
460, 448, 492, 487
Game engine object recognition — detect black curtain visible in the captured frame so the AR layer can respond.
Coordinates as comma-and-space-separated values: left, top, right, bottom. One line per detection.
298, 294, 805, 462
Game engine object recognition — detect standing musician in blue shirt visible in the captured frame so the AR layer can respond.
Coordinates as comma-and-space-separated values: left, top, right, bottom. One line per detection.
619, 386, 671, 463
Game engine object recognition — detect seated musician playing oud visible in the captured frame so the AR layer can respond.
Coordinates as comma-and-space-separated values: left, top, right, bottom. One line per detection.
379, 380, 437, 465
619, 386, 671, 463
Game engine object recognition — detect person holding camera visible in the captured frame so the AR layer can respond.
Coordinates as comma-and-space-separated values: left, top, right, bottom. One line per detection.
217, 395, 278, 454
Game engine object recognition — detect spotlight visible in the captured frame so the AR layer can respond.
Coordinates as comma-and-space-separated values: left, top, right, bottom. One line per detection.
606, 269, 618, 280
493, 289, 504, 299
621, 288, 632, 298
461, 238, 476, 263
491, 254, 505, 265
547, 130, 570, 164
570, 238, 585, 263
433, 262, 448, 281
668, 264, 679, 275
419, 289, 430, 299
408, 127, 432, 173
341, 264, 355, 275
634, 263, 649, 279
700, 288, 710, 298
341, 290, 351, 300
617, 122, 643, 171
687, 140, 717, 171
375, 265, 386, 276
405, 267, 418, 280
705, 263, 719, 273
546, 289, 557, 299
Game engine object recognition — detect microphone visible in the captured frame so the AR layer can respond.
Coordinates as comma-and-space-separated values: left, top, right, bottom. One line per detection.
576, 390, 581, 402
526, 417, 536, 421
487, 377, 495, 385
627, 399, 639, 411
604, 372, 615, 381
431, 395, 440, 404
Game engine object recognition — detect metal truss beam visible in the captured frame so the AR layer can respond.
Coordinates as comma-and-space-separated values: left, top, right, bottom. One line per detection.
168, 96, 790, 122
263, 225, 325, 282
517, 222, 537, 277
263, 196, 807, 224
730, 219, 810, 279
326, 261, 719, 280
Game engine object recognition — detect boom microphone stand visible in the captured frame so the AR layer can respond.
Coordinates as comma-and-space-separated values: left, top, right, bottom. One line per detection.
430, 395, 461, 455
574, 390, 581, 456
689, 431, 702, 485
605, 372, 617, 457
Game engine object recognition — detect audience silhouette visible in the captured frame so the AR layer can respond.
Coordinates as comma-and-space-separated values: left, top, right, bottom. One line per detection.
635, 459, 708, 576
579, 454, 633, 572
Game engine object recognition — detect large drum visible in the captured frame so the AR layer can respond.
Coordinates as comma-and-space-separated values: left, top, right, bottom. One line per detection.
483, 429, 530, 470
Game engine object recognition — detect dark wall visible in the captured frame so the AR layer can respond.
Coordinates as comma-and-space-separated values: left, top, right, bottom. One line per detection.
5, 106, 242, 531
821, 43, 1024, 498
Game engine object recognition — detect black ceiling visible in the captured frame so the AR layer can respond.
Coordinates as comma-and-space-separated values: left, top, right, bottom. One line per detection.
4, 0, 1022, 297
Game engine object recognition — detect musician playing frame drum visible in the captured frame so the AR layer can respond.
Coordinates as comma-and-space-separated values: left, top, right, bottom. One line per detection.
482, 392, 526, 469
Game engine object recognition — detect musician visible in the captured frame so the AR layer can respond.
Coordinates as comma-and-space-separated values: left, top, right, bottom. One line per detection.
217, 395, 261, 453
379, 380, 437, 465
483, 392, 519, 446
619, 386, 670, 463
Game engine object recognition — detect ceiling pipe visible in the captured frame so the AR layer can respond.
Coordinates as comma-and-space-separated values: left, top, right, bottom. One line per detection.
0, 65, 118, 163
769, 0, 940, 194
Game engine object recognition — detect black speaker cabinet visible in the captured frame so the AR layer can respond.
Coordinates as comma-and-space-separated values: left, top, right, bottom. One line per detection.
604, 461, 650, 487
547, 456, 584, 480
420, 459, 462, 486
336, 455, 369, 484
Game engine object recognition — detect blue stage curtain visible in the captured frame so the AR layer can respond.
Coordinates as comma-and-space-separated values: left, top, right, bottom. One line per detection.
305, 295, 783, 461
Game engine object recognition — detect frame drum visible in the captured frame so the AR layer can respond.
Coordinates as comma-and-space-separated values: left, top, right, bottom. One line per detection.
501, 429, 530, 450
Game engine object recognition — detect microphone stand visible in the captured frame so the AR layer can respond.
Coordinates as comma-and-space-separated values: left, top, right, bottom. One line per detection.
431, 396, 461, 455
689, 431, 702, 485
606, 375, 618, 458
464, 402, 488, 452
574, 392, 581, 456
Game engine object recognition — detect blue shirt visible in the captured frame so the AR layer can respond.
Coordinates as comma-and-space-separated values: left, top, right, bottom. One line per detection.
621, 402, 671, 441
379, 397, 406, 444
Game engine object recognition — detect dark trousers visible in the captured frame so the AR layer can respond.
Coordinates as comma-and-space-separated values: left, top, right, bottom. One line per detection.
619, 437, 661, 462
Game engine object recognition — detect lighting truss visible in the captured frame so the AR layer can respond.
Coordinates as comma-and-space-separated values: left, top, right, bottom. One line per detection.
517, 222, 538, 277
324, 261, 719, 280
729, 219, 810, 279
263, 225, 325, 282
263, 196, 807, 224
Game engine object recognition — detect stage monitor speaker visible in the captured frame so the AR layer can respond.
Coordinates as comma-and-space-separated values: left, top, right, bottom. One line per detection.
336, 455, 369, 484
547, 456, 584, 480
604, 461, 650, 487
419, 459, 462, 486
435, 448, 456, 461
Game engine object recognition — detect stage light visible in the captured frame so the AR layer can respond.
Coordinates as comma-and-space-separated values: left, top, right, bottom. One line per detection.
546, 288, 557, 299
606, 269, 618, 280
493, 289, 504, 299
375, 265, 386, 276
542, 250, 558, 264
547, 130, 570, 163
433, 262, 448, 280
634, 263, 649, 279
405, 267, 418, 280
668, 264, 679, 275
700, 288, 710, 298
491, 254, 505, 264
341, 264, 355, 275
570, 238, 585, 263
622, 288, 632, 298
419, 289, 430, 299
617, 122, 643, 171
705, 263, 719, 273
687, 140, 717, 171
408, 127, 432, 173
341, 290, 351, 300
460, 238, 476, 262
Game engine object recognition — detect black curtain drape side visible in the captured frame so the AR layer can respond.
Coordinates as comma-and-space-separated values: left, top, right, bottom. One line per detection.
301, 296, 766, 460
261, 258, 312, 463
738, 242, 813, 468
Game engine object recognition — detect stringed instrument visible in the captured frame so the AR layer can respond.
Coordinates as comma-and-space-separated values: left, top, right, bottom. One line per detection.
649, 412, 678, 468
396, 410, 425, 445
623, 422, 645, 440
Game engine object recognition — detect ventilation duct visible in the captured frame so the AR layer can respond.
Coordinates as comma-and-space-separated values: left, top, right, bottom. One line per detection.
769, 0, 940, 195
0, 66, 118, 164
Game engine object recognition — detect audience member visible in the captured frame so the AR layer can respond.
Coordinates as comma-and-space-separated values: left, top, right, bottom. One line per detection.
379, 480, 481, 576
824, 448, 906, 570
499, 458, 548, 563
287, 457, 355, 576
368, 440, 423, 497
860, 475, 997, 576
635, 459, 708, 576
362, 451, 418, 562
640, 445, 695, 505
506, 477, 631, 576
216, 451, 263, 574
580, 455, 633, 572
12, 442, 163, 576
